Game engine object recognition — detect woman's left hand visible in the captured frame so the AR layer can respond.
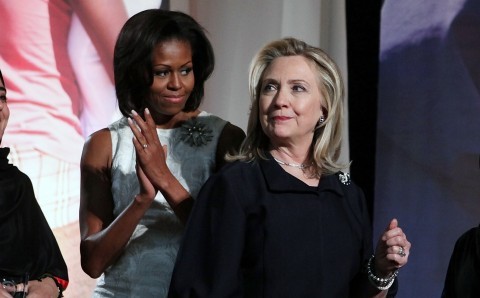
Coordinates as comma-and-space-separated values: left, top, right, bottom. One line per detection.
25, 278, 59, 298
374, 218, 411, 276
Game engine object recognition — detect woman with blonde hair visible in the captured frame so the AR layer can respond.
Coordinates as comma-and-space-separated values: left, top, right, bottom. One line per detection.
169, 37, 410, 297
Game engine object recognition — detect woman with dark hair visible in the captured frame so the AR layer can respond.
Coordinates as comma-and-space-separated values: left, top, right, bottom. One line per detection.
0, 70, 68, 297
79, 9, 245, 297
169, 37, 410, 297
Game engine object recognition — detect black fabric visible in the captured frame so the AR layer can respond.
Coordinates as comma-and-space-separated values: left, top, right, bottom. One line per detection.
442, 224, 480, 298
169, 153, 397, 297
0, 147, 68, 281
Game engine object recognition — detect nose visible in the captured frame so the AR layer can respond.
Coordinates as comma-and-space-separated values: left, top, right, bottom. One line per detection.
167, 73, 181, 90
272, 87, 289, 107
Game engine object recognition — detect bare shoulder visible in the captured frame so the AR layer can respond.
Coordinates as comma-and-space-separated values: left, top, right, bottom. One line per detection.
81, 128, 112, 169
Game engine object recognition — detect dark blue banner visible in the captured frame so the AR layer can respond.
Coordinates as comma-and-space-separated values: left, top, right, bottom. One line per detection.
375, 0, 480, 296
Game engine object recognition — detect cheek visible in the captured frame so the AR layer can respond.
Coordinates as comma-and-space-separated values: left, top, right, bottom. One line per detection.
297, 99, 322, 126
183, 74, 195, 92
150, 78, 167, 92
258, 98, 270, 123
186, 78, 195, 92
258, 95, 271, 115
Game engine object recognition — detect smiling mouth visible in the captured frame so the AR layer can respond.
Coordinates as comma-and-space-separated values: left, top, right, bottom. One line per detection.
163, 95, 185, 103
272, 116, 291, 121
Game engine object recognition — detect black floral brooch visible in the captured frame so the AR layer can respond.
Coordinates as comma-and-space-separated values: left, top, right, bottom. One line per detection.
179, 118, 213, 147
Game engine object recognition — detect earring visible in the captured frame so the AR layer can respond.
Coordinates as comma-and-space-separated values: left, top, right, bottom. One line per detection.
319, 116, 325, 123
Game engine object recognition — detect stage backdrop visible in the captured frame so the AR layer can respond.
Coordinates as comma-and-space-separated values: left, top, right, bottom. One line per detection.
0, 1, 164, 297
374, 0, 480, 297
1, 0, 351, 296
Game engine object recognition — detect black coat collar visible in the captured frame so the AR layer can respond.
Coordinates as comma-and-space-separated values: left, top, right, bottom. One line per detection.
258, 151, 345, 197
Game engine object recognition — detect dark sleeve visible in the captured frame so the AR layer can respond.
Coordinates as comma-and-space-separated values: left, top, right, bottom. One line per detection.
441, 227, 480, 298
0, 168, 68, 283
346, 181, 398, 297
169, 171, 246, 298
215, 123, 245, 172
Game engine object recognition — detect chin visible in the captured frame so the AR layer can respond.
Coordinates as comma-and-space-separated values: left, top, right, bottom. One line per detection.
153, 104, 185, 115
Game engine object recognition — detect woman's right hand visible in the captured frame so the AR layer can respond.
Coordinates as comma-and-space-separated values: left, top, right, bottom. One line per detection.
128, 108, 171, 191
134, 161, 157, 205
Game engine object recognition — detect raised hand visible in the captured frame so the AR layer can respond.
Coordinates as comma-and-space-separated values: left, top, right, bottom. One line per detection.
128, 108, 170, 191
374, 218, 411, 276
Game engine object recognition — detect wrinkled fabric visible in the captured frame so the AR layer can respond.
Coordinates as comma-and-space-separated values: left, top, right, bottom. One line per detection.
93, 113, 228, 298
0, 147, 68, 281
169, 152, 398, 297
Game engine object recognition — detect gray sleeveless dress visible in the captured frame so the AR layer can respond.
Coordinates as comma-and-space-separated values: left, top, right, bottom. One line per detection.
93, 111, 227, 297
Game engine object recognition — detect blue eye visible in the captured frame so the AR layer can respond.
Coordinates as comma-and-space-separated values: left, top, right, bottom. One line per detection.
263, 83, 277, 92
292, 84, 306, 92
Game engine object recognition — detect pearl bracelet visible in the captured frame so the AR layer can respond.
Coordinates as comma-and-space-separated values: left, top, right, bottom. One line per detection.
366, 255, 398, 291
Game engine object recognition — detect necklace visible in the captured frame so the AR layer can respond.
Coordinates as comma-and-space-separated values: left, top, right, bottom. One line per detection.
273, 157, 311, 170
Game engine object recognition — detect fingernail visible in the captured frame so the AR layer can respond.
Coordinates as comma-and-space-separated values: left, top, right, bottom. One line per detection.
127, 117, 132, 124
131, 110, 138, 116
145, 108, 150, 114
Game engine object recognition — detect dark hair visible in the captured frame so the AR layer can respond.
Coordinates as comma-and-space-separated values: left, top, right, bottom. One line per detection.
114, 9, 215, 116
0, 70, 4, 87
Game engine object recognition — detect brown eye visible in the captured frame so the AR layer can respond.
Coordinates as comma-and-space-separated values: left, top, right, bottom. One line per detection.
180, 67, 193, 76
154, 70, 169, 77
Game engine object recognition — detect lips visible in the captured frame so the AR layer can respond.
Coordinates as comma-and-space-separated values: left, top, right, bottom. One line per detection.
271, 115, 292, 122
162, 94, 185, 103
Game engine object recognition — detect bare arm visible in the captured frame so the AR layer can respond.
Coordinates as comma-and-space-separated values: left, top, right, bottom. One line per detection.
79, 128, 155, 278
129, 109, 193, 224
70, 0, 128, 82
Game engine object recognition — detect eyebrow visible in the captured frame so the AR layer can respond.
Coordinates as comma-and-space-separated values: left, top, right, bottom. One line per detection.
153, 61, 193, 68
288, 79, 310, 85
262, 77, 309, 83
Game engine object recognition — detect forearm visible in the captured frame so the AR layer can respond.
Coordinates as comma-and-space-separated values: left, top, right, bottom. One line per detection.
71, 0, 128, 82
361, 255, 398, 298
352, 274, 390, 298
153, 172, 194, 224
365, 285, 388, 298
81, 197, 152, 278
27, 277, 60, 298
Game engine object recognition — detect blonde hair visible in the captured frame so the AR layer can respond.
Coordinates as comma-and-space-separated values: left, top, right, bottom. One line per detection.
229, 37, 348, 175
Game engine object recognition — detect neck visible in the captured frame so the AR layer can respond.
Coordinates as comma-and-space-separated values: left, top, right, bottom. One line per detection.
269, 149, 320, 183
150, 110, 201, 129
272, 156, 311, 169
269, 149, 311, 169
